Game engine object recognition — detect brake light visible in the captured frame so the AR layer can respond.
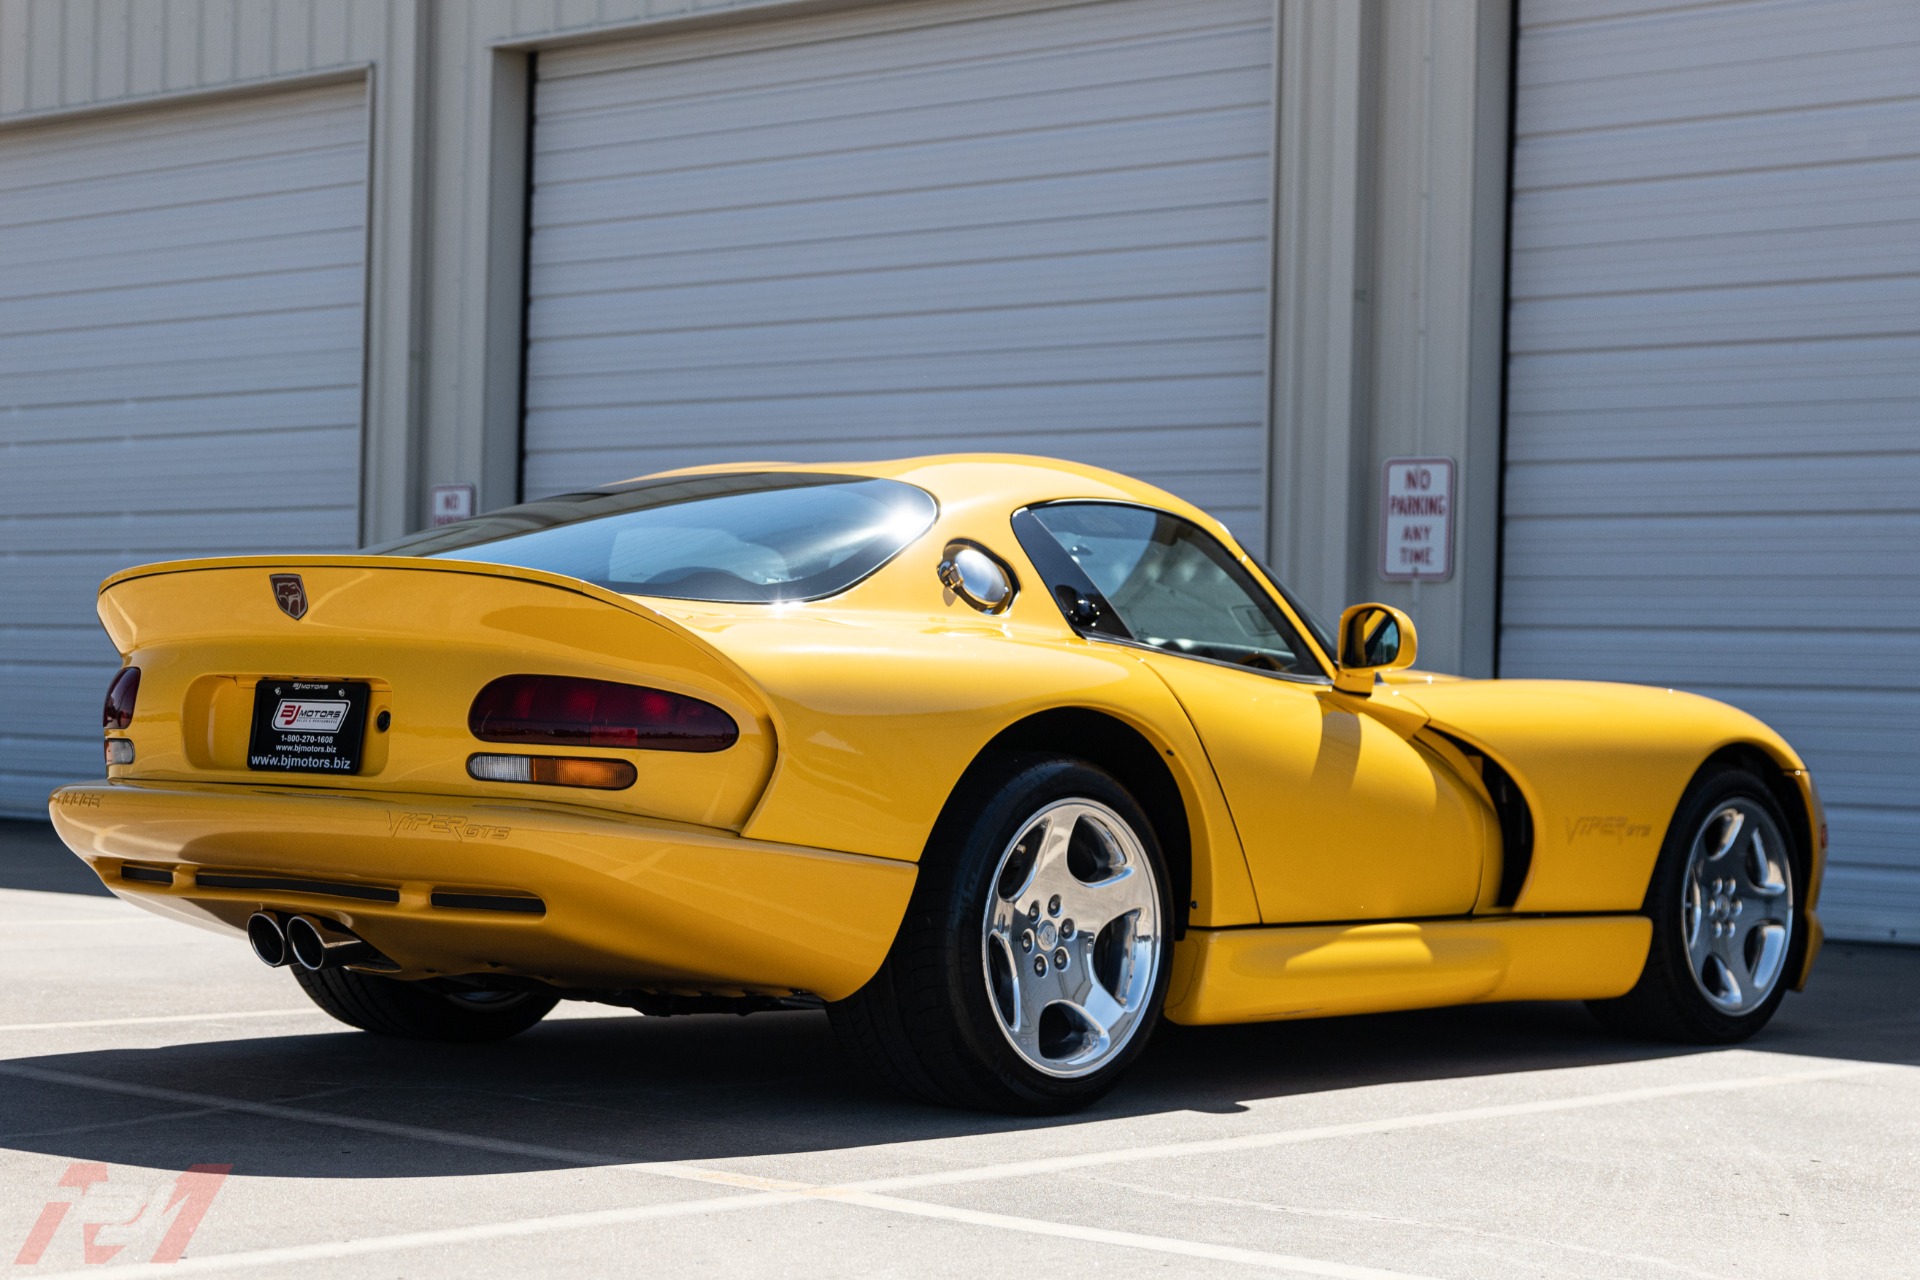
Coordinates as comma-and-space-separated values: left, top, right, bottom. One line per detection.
468, 675, 738, 753
103, 667, 141, 729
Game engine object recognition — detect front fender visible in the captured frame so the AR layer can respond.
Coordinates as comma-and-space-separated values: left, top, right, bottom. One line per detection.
1395, 679, 1808, 914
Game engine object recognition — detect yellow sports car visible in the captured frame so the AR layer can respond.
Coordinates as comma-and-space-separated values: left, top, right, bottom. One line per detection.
51, 456, 1824, 1112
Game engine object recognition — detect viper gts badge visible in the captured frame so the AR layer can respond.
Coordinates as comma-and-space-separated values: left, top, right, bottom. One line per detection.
270, 574, 308, 620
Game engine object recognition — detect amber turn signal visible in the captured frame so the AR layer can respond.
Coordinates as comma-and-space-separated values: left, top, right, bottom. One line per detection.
467, 753, 636, 790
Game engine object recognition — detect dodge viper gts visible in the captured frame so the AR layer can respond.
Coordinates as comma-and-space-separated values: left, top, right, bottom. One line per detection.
51, 455, 1824, 1112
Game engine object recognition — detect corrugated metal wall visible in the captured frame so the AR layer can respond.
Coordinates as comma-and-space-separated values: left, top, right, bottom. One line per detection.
522, 0, 1277, 543
0, 0, 1520, 815
1501, 0, 1920, 940
0, 0, 391, 110
0, 81, 370, 814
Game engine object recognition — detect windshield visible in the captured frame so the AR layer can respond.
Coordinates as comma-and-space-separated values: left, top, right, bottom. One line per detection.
367, 473, 937, 603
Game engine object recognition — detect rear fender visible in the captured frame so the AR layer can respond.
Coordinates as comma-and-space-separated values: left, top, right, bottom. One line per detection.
715, 619, 1263, 928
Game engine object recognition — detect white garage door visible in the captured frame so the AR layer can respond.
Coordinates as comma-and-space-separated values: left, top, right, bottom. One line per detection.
1501, 1, 1920, 941
524, 0, 1276, 545
0, 83, 367, 816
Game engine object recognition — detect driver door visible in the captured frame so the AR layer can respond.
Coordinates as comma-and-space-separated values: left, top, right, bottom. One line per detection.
1014, 502, 1487, 923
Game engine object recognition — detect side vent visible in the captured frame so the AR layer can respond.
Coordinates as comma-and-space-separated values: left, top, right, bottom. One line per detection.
1431, 731, 1535, 908
1480, 754, 1535, 908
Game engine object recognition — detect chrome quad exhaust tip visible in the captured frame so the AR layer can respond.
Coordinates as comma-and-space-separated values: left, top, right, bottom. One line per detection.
246, 912, 290, 968
284, 915, 376, 972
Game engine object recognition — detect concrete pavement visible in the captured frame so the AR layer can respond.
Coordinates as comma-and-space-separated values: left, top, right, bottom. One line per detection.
2, 818, 1916, 1277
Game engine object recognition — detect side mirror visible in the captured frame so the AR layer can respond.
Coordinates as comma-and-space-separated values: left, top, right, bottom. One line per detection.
1334, 603, 1418, 695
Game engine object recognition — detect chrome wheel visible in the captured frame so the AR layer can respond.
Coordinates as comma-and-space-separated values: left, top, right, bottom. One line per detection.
1682, 799, 1794, 1015
981, 799, 1162, 1079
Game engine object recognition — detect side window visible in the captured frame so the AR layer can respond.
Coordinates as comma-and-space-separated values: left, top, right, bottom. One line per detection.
1014, 502, 1325, 678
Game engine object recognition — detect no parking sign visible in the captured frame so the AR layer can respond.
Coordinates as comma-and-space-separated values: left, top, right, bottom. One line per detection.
1380, 457, 1454, 582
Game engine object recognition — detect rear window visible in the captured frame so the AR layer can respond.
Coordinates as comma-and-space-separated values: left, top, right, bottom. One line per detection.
367, 473, 937, 603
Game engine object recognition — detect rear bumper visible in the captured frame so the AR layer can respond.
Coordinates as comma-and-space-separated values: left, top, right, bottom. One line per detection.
49, 781, 915, 1000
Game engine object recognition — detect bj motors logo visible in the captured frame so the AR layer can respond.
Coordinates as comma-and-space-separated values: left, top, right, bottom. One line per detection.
273, 700, 348, 733
14, 1162, 229, 1267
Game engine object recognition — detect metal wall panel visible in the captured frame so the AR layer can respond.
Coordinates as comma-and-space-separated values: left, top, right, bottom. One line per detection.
0, 0, 392, 113
1502, 0, 1920, 940
524, 0, 1276, 543
0, 81, 367, 815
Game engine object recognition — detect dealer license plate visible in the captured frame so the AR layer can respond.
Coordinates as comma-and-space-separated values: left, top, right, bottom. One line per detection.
247, 679, 370, 775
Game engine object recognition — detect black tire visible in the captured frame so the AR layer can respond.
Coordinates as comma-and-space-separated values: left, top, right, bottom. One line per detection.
293, 967, 558, 1043
1588, 763, 1801, 1043
829, 755, 1174, 1114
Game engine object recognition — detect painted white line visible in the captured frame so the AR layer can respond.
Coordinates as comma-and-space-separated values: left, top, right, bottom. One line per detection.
0, 1008, 324, 1034
824, 1189, 1441, 1278
844, 1060, 1884, 1194
20, 1189, 809, 1280
1096, 1179, 1735, 1280
13, 1170, 1436, 1280
0, 1057, 1877, 1277
0, 1062, 812, 1195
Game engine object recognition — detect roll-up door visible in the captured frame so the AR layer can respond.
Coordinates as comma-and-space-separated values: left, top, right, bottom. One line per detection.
1501, 1, 1920, 940
524, 0, 1276, 544
0, 83, 368, 816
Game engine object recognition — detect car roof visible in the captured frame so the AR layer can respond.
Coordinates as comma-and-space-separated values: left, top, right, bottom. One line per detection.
629, 453, 1226, 538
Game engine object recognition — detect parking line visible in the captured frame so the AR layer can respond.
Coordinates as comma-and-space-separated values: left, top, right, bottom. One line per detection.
18, 1185, 1440, 1280
0, 1008, 324, 1034
0, 1061, 814, 1195
821, 1189, 1441, 1278
17, 1189, 811, 1280
842, 1058, 1884, 1194
0, 1056, 1876, 1276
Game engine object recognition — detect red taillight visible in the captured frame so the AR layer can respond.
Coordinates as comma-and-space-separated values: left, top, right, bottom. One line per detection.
468, 675, 738, 753
103, 667, 141, 729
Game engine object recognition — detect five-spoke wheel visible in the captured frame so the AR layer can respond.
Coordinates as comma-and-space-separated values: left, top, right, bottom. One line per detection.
982, 800, 1162, 1078
829, 756, 1173, 1113
1590, 763, 1801, 1043
1680, 799, 1794, 1015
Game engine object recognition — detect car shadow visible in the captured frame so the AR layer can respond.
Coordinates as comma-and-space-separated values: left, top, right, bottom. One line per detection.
3, 942, 1912, 1182
0, 819, 110, 897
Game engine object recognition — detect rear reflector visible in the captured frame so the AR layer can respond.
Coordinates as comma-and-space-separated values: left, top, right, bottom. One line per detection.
469, 674, 738, 752
103, 667, 140, 729
468, 752, 636, 790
